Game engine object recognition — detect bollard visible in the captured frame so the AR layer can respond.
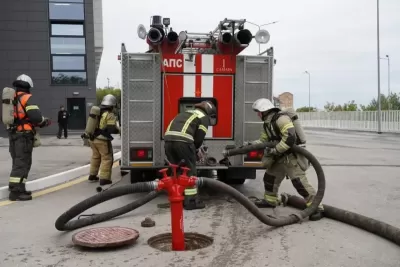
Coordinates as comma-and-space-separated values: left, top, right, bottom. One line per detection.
156, 163, 197, 251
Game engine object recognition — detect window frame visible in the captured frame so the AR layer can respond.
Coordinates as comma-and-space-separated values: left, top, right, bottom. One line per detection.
51, 54, 87, 72
48, 1, 88, 86
48, 2, 85, 21
50, 22, 85, 37
50, 36, 86, 54
51, 71, 87, 86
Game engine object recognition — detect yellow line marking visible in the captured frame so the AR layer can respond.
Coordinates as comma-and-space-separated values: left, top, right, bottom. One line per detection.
0, 161, 120, 208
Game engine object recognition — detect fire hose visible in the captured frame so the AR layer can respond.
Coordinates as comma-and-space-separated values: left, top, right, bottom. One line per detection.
55, 143, 400, 248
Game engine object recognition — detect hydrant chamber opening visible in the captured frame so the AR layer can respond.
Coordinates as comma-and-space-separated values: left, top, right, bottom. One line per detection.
148, 232, 213, 251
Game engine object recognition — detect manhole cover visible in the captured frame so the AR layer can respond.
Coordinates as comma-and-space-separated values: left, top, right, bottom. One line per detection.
148, 232, 213, 252
72, 226, 139, 248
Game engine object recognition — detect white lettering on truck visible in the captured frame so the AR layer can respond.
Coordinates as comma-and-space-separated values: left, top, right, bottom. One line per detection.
216, 59, 233, 72
163, 58, 183, 68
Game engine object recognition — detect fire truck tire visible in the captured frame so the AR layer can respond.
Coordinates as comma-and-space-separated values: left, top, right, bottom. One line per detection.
130, 170, 155, 183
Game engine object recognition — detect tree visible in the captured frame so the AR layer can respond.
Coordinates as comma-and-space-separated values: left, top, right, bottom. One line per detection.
360, 93, 400, 111
324, 100, 358, 111
296, 106, 317, 112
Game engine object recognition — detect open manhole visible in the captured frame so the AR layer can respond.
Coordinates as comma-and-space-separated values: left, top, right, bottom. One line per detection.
72, 226, 139, 248
148, 232, 213, 252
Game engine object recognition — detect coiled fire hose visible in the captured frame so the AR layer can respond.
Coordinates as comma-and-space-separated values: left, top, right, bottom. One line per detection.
54, 143, 400, 248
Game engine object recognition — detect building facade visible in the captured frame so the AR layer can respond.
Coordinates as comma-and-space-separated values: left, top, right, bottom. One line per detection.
0, 0, 103, 135
278, 92, 294, 109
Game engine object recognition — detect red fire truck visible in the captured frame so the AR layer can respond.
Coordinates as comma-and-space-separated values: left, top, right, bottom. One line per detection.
119, 15, 275, 184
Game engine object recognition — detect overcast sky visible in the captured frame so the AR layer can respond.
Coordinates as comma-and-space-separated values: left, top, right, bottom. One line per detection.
96, 0, 400, 109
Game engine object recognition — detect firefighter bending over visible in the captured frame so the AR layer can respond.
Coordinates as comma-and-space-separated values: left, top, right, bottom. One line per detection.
164, 101, 217, 210
84, 94, 120, 186
249, 98, 323, 221
2, 74, 51, 201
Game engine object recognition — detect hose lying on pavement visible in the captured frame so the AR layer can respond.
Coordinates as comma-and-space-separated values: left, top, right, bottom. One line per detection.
55, 183, 160, 231
282, 194, 400, 246
55, 142, 325, 231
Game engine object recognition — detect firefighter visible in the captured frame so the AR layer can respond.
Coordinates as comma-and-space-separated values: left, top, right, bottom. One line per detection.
248, 98, 323, 221
164, 100, 217, 210
87, 94, 120, 185
5, 74, 51, 201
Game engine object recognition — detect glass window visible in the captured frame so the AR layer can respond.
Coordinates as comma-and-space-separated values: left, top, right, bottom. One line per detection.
51, 37, 86, 54
50, 0, 84, 2
51, 72, 87, 85
52, 56, 85, 70
51, 24, 84, 36
49, 3, 84, 20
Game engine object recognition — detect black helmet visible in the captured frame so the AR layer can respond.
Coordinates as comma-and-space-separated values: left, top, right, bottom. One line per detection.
194, 101, 217, 125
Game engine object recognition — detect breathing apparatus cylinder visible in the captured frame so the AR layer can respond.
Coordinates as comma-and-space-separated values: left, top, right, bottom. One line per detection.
82, 106, 100, 146
2, 87, 16, 127
281, 107, 309, 171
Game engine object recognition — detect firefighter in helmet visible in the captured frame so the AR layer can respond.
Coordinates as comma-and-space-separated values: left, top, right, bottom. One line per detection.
164, 100, 217, 210
88, 94, 120, 185
248, 98, 323, 221
6, 74, 51, 201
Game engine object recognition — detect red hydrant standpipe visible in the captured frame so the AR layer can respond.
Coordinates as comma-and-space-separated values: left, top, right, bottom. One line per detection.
156, 164, 197, 251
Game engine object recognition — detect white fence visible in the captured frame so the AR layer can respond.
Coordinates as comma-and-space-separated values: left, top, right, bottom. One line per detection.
297, 110, 400, 133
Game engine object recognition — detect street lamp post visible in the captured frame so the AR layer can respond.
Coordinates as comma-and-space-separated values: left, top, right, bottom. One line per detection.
245, 21, 278, 54
380, 55, 391, 109
304, 71, 311, 119
376, 0, 382, 134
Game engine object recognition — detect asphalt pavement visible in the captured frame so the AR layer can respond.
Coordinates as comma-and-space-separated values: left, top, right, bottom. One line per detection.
0, 129, 399, 267
0, 134, 121, 187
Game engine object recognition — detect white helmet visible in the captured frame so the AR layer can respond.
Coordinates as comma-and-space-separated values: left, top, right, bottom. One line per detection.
101, 94, 117, 107
13, 74, 34, 89
252, 98, 276, 113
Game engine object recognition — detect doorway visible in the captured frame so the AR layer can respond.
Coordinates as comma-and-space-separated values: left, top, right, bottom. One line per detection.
67, 98, 86, 130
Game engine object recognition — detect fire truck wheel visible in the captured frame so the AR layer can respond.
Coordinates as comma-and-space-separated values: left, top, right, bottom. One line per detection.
130, 170, 155, 183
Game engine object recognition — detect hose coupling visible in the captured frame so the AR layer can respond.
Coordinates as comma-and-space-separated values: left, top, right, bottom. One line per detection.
195, 177, 204, 188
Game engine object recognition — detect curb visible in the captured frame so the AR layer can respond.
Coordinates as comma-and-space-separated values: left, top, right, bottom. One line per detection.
0, 151, 122, 200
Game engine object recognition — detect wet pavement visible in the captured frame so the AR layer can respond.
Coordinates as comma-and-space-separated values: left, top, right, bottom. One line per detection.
0, 135, 121, 187
0, 129, 399, 267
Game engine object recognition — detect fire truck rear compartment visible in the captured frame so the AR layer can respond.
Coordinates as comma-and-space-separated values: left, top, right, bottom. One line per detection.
120, 52, 273, 184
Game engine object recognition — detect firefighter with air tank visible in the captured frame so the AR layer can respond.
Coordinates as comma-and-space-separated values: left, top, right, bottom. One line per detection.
82, 94, 120, 186
164, 100, 217, 210
242, 98, 324, 221
2, 74, 51, 201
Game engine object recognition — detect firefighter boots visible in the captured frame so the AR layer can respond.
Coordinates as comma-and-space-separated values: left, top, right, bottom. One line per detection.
99, 179, 112, 186
8, 184, 32, 201
88, 175, 99, 182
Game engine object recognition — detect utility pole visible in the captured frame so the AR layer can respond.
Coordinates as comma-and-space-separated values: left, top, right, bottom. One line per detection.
380, 55, 391, 110
304, 71, 311, 119
107, 77, 110, 89
376, 0, 382, 134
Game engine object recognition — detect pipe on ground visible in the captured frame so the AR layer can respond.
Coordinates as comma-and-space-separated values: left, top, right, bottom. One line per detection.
282, 194, 400, 246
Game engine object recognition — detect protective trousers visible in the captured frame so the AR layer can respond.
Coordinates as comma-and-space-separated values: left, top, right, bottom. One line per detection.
262, 154, 323, 210
164, 141, 198, 196
8, 131, 34, 193
57, 123, 68, 138
89, 139, 113, 180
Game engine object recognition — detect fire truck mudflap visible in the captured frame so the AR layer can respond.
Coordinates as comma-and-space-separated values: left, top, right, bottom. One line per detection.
119, 16, 274, 184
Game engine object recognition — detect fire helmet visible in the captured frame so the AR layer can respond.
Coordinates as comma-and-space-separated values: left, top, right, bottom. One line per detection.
101, 94, 117, 107
13, 74, 34, 89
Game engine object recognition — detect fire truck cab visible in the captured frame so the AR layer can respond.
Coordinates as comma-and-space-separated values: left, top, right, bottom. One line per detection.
119, 15, 275, 184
